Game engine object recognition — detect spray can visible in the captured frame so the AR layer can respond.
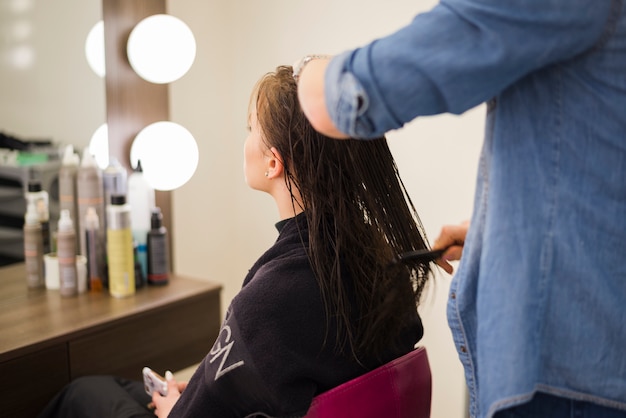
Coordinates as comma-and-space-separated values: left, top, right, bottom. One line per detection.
147, 207, 169, 285
84, 206, 104, 292
107, 194, 135, 298
25, 180, 50, 254
127, 160, 155, 280
103, 157, 128, 223
77, 150, 105, 261
23, 202, 45, 288
59, 145, 80, 250
57, 209, 78, 297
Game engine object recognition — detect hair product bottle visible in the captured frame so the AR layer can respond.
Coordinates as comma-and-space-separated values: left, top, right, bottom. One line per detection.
23, 202, 45, 288
107, 194, 135, 298
84, 206, 104, 292
103, 157, 128, 223
57, 209, 78, 297
127, 160, 155, 280
77, 150, 105, 260
25, 180, 50, 254
147, 207, 169, 285
59, 145, 80, 249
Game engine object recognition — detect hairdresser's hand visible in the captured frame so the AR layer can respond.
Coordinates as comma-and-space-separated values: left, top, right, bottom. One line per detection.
296, 57, 350, 140
432, 220, 470, 274
152, 371, 187, 417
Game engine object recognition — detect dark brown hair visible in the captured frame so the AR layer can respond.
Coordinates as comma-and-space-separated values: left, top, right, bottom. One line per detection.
254, 65, 431, 360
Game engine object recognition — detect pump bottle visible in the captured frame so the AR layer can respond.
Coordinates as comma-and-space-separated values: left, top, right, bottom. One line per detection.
57, 209, 78, 297
25, 180, 50, 254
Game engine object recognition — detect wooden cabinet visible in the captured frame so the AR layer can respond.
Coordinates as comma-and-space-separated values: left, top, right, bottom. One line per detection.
0, 263, 221, 417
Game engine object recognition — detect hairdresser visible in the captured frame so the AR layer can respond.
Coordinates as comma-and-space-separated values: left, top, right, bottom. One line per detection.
294, 1, 626, 417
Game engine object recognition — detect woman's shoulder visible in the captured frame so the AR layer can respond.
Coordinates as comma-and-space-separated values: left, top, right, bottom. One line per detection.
240, 254, 320, 308
229, 250, 327, 353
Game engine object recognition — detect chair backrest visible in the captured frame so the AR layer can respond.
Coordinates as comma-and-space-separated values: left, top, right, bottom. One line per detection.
304, 346, 432, 418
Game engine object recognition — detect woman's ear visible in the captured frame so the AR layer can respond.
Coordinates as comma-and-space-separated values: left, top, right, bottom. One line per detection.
265, 146, 284, 179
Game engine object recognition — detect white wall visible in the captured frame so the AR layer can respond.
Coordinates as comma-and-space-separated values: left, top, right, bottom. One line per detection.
168, 1, 483, 418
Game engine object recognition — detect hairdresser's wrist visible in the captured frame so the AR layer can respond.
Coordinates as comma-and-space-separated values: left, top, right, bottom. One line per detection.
293, 54, 331, 82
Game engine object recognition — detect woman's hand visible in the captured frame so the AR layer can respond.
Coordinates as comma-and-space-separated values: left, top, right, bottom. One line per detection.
433, 220, 470, 274
152, 371, 187, 417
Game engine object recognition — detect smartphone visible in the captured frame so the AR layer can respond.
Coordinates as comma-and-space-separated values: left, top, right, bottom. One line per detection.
142, 366, 168, 396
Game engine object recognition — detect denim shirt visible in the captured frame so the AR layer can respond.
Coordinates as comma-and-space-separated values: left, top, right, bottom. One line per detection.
324, 1, 626, 417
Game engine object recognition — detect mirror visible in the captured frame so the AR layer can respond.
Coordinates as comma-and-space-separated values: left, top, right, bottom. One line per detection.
0, 0, 105, 153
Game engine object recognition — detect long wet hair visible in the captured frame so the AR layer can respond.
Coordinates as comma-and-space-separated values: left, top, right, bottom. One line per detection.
254, 65, 432, 360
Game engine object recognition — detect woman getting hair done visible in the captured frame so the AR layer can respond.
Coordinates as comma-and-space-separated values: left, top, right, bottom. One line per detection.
38, 66, 433, 418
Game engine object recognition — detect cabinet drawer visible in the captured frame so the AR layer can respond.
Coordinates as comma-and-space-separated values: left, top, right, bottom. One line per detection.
0, 344, 69, 418
69, 290, 221, 381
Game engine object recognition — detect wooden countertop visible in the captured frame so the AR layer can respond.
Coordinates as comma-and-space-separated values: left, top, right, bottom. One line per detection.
0, 263, 222, 363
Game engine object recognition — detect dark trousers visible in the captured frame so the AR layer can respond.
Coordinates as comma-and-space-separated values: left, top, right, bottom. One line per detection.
495, 392, 626, 418
38, 376, 153, 418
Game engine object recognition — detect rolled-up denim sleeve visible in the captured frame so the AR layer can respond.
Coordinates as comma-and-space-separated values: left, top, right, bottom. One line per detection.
324, 0, 614, 139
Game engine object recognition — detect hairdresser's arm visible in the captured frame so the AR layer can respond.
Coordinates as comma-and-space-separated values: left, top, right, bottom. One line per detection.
297, 59, 349, 139
432, 220, 469, 274
298, 0, 611, 139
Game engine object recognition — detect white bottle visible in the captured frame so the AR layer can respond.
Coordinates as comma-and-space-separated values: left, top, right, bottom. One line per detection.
57, 209, 78, 297
23, 202, 45, 289
127, 160, 155, 279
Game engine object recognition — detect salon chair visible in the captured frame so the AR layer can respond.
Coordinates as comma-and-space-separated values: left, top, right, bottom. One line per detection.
304, 346, 432, 418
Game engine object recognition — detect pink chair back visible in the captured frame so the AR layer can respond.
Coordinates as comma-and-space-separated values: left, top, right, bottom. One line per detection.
304, 346, 432, 418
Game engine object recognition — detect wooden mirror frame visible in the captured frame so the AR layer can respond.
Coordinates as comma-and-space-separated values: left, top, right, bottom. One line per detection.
102, 0, 173, 267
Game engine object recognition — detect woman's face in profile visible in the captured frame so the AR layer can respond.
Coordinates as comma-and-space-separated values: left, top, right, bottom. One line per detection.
243, 109, 270, 192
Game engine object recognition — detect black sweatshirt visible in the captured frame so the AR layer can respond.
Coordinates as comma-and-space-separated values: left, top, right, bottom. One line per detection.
170, 214, 423, 417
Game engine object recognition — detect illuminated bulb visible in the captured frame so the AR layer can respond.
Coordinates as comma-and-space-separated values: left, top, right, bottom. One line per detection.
88, 123, 109, 169
85, 20, 105, 77
130, 121, 199, 190
127, 14, 196, 84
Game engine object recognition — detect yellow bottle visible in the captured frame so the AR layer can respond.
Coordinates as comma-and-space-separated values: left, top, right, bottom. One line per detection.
106, 194, 135, 298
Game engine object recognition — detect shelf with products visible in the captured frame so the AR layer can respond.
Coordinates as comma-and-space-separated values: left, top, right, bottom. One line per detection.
0, 161, 61, 266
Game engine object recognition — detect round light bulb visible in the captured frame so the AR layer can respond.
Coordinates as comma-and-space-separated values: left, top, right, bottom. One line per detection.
85, 20, 105, 77
89, 123, 109, 169
127, 14, 196, 84
130, 121, 199, 190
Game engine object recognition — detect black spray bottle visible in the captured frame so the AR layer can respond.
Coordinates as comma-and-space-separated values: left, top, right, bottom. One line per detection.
147, 207, 169, 285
